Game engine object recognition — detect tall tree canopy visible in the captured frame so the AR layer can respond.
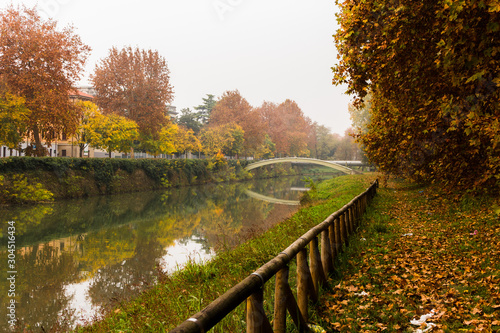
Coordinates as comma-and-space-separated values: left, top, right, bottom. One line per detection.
257, 100, 313, 157
334, 0, 500, 191
91, 46, 174, 136
194, 94, 217, 125
210, 90, 265, 156
176, 108, 203, 134
314, 124, 341, 160
0, 5, 90, 156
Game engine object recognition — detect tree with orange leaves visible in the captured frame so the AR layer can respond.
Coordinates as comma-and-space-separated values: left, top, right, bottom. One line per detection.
91, 46, 174, 137
209, 90, 265, 157
0, 5, 91, 156
256, 99, 313, 157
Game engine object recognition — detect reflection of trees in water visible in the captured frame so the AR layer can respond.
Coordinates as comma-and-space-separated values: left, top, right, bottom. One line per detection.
0, 175, 314, 330
197, 181, 299, 250
0, 204, 54, 240
78, 226, 137, 278
88, 237, 164, 309
0, 245, 79, 332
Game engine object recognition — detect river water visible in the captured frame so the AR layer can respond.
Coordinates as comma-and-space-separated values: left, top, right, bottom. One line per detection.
0, 175, 334, 331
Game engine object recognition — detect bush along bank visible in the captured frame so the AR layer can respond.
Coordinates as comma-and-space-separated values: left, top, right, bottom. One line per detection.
0, 156, 302, 205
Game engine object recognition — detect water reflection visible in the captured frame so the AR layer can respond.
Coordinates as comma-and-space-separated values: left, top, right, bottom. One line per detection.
0, 175, 330, 331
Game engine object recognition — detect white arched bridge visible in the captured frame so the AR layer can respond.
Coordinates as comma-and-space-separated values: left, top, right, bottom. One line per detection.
244, 157, 360, 174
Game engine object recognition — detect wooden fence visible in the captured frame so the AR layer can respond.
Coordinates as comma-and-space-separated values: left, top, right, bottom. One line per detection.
170, 179, 379, 333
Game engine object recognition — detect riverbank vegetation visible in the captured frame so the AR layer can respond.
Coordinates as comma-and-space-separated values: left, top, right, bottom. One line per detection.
0, 156, 323, 204
72, 174, 376, 332
0, 157, 248, 204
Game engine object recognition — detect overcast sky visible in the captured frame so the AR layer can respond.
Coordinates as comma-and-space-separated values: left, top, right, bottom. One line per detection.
4, 0, 353, 135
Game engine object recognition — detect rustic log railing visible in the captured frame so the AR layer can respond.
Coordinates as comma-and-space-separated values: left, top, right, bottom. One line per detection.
170, 179, 379, 333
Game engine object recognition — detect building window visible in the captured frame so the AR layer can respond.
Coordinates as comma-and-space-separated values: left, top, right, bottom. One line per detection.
49, 149, 52, 157
62, 132, 67, 140
61, 149, 67, 157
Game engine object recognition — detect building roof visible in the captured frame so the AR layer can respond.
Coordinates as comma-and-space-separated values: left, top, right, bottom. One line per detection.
68, 89, 94, 101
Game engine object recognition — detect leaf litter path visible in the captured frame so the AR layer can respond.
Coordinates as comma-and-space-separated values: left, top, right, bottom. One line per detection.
317, 179, 500, 332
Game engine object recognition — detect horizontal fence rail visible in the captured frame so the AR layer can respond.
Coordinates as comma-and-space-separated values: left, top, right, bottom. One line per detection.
170, 179, 379, 333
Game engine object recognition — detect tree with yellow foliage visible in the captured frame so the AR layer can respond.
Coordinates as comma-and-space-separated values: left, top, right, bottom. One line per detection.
86, 113, 138, 157
0, 91, 30, 149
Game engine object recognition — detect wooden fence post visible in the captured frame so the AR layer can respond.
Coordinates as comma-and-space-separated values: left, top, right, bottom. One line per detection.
247, 288, 273, 333
321, 229, 333, 276
343, 211, 349, 247
274, 267, 288, 333
338, 215, 344, 253
360, 196, 366, 220
310, 236, 327, 294
354, 201, 360, 228
328, 223, 337, 267
349, 206, 354, 235
297, 248, 311, 323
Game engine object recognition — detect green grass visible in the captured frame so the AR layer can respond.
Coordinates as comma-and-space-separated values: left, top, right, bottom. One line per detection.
74, 174, 377, 332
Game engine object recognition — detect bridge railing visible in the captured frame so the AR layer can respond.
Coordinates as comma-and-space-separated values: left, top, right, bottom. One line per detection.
245, 157, 355, 174
170, 179, 379, 333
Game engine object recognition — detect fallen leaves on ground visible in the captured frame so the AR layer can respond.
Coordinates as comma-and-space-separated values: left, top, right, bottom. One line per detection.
318, 179, 500, 332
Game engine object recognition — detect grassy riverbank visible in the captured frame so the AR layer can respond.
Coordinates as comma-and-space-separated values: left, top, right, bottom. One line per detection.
316, 178, 500, 332
73, 174, 377, 332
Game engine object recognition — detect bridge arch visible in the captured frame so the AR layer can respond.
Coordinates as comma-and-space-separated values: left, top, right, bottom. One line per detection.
244, 157, 354, 174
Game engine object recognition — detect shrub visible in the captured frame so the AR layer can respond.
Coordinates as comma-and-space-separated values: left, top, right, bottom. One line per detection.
0, 174, 53, 204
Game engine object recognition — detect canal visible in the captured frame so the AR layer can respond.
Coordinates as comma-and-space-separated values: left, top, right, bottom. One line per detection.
0, 174, 335, 331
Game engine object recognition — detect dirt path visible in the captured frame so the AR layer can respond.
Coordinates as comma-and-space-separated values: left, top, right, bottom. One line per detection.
318, 179, 500, 332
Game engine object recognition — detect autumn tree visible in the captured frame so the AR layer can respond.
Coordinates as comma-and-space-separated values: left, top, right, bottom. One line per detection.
175, 126, 202, 158
333, 128, 362, 161
91, 46, 174, 136
333, 0, 500, 191
0, 90, 31, 149
348, 92, 372, 135
254, 134, 275, 159
200, 123, 244, 157
140, 123, 178, 157
73, 101, 99, 157
0, 5, 90, 156
199, 127, 221, 157
314, 124, 341, 160
256, 100, 312, 157
256, 101, 281, 154
86, 113, 138, 157
210, 90, 265, 156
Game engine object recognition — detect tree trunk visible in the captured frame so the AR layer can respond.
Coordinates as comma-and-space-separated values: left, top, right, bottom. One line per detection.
32, 126, 46, 157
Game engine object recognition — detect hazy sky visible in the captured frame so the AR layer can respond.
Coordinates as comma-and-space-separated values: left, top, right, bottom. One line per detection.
3, 0, 353, 135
